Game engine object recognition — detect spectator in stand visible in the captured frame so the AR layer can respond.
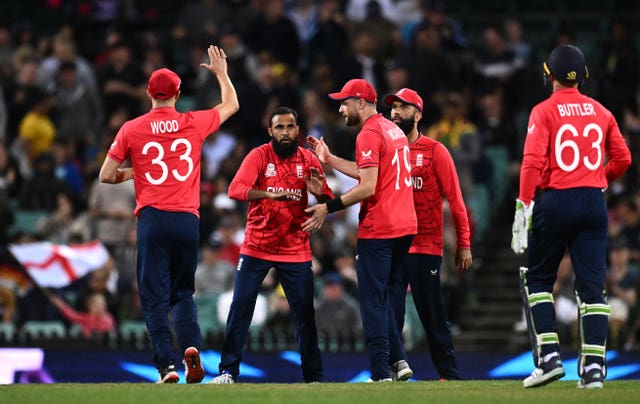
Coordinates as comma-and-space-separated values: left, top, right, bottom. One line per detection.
48, 290, 115, 338
38, 33, 99, 99
598, 19, 639, 124
5, 59, 41, 148
0, 143, 22, 201
52, 60, 104, 156
50, 137, 84, 199
406, 23, 457, 127
95, 39, 147, 118
16, 88, 56, 164
18, 152, 72, 212
426, 92, 483, 199
315, 272, 361, 337
264, 284, 294, 335
243, 0, 300, 71
87, 174, 136, 252
194, 236, 235, 296
606, 238, 637, 349
35, 192, 77, 244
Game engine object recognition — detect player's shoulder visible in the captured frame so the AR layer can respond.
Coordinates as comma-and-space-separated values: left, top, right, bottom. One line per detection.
413, 134, 439, 150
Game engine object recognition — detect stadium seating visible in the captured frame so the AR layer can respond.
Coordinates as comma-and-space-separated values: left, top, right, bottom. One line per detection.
0, 322, 15, 344
9, 210, 49, 235
194, 292, 224, 337
119, 320, 148, 350
19, 321, 66, 344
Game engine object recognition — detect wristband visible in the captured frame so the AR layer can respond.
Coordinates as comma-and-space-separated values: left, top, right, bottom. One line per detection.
325, 197, 345, 213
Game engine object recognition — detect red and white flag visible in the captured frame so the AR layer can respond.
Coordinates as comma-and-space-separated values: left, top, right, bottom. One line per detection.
8, 241, 109, 288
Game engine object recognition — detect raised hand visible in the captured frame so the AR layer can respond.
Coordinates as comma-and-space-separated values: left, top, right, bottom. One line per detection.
306, 136, 332, 164
200, 45, 228, 76
305, 167, 325, 196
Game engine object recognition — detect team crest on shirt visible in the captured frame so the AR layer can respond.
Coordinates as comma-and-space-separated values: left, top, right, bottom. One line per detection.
361, 150, 373, 160
416, 153, 423, 166
296, 165, 303, 178
265, 163, 277, 177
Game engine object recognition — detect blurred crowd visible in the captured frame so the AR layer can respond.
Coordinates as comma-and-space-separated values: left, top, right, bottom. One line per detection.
0, 0, 639, 351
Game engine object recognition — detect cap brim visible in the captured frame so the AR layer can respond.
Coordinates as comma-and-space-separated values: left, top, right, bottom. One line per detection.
383, 94, 422, 111
328, 91, 350, 100
383, 94, 400, 106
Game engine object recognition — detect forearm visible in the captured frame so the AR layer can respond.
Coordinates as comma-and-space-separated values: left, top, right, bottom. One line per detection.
326, 154, 359, 179
247, 189, 273, 201
101, 168, 133, 184
336, 183, 374, 208
214, 72, 239, 122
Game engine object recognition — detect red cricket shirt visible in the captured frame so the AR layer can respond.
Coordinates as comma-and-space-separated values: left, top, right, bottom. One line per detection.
108, 107, 221, 216
228, 143, 333, 262
356, 114, 417, 239
409, 134, 471, 255
519, 88, 631, 204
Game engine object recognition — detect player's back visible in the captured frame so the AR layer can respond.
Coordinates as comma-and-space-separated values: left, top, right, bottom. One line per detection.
112, 107, 220, 215
528, 87, 628, 191
357, 114, 417, 239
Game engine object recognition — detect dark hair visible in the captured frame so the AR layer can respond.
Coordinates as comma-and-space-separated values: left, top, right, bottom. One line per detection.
269, 107, 298, 126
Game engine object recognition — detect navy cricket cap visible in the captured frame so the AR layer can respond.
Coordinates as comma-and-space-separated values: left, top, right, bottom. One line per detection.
543, 44, 589, 83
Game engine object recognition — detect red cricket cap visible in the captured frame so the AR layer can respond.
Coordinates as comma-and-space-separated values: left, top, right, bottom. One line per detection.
383, 88, 423, 112
147, 68, 181, 100
328, 79, 377, 104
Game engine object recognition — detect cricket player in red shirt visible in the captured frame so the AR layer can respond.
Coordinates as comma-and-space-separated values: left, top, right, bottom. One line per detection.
384, 88, 472, 380
305, 79, 417, 382
99, 45, 239, 383
511, 45, 631, 389
209, 106, 333, 384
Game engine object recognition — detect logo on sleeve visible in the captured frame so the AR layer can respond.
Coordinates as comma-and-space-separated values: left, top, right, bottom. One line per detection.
527, 124, 536, 134
361, 150, 373, 160
110, 141, 118, 149
265, 163, 277, 177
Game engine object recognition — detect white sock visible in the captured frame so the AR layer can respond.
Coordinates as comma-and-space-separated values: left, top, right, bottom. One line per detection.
543, 352, 559, 362
584, 363, 601, 372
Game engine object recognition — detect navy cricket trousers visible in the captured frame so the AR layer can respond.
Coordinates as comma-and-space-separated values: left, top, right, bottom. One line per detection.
356, 235, 414, 380
137, 207, 201, 370
219, 255, 323, 382
527, 188, 609, 354
393, 254, 459, 379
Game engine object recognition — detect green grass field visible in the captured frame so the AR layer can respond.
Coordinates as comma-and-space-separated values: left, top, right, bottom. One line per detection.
2, 380, 639, 404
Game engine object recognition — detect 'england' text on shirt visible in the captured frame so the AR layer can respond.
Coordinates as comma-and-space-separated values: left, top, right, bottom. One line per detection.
557, 103, 596, 117
267, 186, 302, 200
150, 120, 179, 134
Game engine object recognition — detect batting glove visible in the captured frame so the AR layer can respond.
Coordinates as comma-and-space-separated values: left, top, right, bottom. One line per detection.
511, 199, 534, 254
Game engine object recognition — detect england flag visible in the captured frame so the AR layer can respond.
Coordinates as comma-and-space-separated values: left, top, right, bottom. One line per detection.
8, 241, 109, 288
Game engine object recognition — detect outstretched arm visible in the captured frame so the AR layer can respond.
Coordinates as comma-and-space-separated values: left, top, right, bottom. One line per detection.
201, 45, 239, 124
307, 136, 359, 179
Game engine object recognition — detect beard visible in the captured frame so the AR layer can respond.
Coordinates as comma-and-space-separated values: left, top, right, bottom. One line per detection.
393, 116, 414, 135
272, 136, 299, 159
345, 111, 361, 127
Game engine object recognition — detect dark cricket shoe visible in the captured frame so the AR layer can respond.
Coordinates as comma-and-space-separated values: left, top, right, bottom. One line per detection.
391, 360, 413, 382
157, 363, 179, 384
577, 367, 604, 389
183, 346, 205, 384
523, 357, 565, 388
